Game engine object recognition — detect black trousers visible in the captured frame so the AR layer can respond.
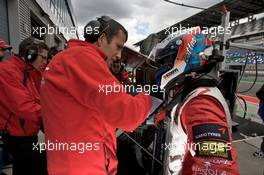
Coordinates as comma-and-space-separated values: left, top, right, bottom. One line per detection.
6, 135, 48, 175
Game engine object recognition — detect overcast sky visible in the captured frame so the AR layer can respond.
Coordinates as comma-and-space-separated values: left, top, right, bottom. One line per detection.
71, 0, 223, 47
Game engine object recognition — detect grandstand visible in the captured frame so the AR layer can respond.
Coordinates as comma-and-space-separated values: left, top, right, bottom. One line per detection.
227, 16, 264, 65
226, 49, 264, 64
231, 16, 264, 40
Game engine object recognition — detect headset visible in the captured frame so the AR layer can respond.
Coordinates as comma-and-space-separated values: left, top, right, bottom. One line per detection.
23, 37, 42, 64
24, 45, 39, 63
84, 16, 112, 43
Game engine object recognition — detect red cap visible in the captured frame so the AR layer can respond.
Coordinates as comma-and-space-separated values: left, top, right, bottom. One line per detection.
0, 39, 12, 49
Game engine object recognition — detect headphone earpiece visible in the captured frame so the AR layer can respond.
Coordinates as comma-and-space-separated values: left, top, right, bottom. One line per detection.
24, 45, 38, 63
84, 20, 102, 43
84, 16, 112, 43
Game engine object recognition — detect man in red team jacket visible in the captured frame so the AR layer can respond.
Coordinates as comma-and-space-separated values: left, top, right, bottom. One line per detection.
0, 37, 49, 175
41, 16, 152, 175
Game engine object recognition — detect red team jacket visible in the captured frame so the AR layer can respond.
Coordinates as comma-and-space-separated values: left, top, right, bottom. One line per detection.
41, 40, 152, 175
32, 64, 47, 93
0, 55, 41, 136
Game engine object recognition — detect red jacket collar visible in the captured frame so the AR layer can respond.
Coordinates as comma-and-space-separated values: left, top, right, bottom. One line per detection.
67, 39, 106, 60
10, 55, 34, 71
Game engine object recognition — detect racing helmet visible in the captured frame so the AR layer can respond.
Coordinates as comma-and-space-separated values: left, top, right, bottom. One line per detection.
150, 27, 220, 90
